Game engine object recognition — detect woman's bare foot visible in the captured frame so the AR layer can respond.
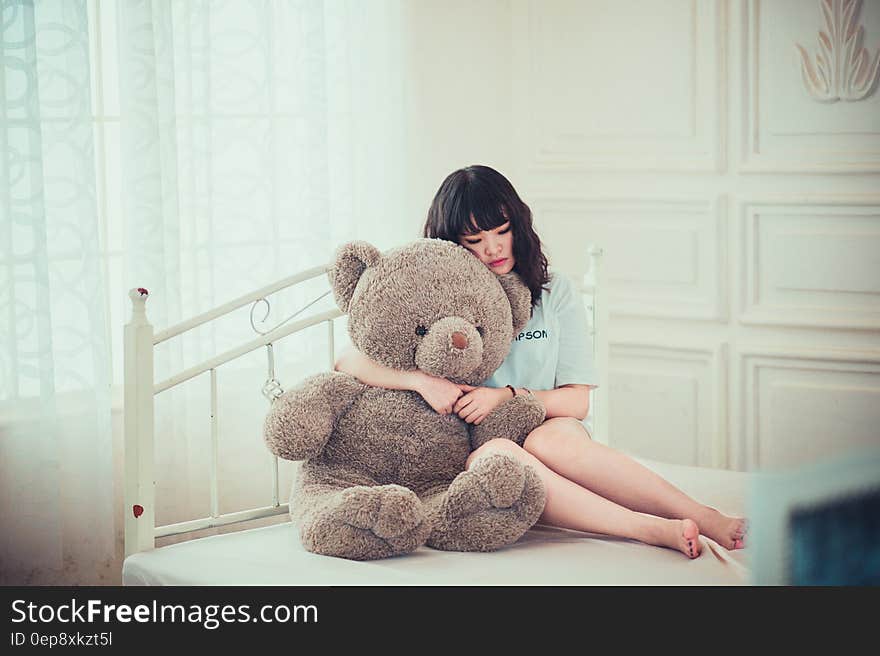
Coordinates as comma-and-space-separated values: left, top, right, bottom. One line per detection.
696, 507, 747, 550
648, 518, 702, 559
674, 519, 701, 559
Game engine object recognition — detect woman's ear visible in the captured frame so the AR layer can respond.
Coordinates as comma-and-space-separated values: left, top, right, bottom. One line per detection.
329, 241, 382, 312
497, 272, 532, 334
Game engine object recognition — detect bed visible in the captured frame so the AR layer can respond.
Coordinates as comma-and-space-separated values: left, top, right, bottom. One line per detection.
121, 245, 752, 586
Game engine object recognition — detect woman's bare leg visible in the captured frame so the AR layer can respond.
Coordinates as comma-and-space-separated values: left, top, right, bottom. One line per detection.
522, 418, 746, 549
466, 439, 702, 558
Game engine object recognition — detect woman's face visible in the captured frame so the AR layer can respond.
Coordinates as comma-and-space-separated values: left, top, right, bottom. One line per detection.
458, 219, 515, 275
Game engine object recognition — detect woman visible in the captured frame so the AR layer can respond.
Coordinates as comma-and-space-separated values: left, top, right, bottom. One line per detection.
335, 165, 746, 558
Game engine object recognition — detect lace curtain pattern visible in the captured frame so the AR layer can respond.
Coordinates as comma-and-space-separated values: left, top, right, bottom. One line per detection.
1, 0, 113, 585
1, 0, 404, 584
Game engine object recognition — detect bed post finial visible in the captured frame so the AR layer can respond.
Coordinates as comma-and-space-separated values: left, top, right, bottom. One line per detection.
128, 287, 150, 324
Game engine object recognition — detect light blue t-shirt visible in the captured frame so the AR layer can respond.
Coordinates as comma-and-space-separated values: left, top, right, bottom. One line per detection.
484, 270, 600, 432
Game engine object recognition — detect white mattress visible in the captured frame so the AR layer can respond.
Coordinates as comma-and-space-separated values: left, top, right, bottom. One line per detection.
123, 457, 751, 586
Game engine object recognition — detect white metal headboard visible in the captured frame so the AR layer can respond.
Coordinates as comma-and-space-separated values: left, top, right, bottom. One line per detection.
123, 245, 606, 557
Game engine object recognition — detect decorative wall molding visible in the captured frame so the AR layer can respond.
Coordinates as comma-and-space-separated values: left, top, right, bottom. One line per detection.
531, 195, 727, 321
736, 347, 880, 470
738, 196, 880, 330
609, 341, 728, 468
796, 0, 880, 102
740, 0, 880, 172
513, 0, 725, 172
504, 2, 880, 472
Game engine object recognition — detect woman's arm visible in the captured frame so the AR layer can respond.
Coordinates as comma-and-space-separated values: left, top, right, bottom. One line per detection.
334, 344, 417, 390
453, 383, 593, 424
334, 345, 463, 414
522, 384, 592, 421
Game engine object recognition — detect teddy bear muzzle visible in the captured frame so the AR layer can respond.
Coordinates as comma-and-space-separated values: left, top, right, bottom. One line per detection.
414, 317, 483, 380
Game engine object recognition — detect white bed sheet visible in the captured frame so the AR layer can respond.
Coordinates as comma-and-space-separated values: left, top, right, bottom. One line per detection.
123, 457, 751, 586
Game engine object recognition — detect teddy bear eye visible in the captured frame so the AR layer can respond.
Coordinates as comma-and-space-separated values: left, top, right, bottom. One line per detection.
415, 325, 427, 336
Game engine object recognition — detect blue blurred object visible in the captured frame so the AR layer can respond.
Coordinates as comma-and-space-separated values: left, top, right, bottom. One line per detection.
749, 447, 880, 586
789, 488, 880, 585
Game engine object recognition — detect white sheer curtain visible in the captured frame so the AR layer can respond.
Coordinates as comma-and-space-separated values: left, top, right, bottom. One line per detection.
1, 0, 114, 586
1, 0, 406, 585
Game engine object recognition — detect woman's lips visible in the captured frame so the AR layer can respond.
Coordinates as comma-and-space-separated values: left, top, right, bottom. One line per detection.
489, 258, 507, 267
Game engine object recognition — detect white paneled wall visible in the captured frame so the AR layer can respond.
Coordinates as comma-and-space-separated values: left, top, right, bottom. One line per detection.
610, 342, 728, 468
532, 196, 728, 321
738, 347, 880, 469
739, 198, 880, 330
741, 0, 880, 172
510, 0, 724, 172
405, 0, 880, 471
400, 0, 516, 236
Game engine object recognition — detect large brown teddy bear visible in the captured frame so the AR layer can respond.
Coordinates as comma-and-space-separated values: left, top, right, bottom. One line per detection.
263, 238, 547, 560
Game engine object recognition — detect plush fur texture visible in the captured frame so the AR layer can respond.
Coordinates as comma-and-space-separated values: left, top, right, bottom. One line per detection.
264, 238, 547, 560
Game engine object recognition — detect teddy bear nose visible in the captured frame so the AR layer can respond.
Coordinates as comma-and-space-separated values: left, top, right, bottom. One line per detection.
451, 331, 469, 350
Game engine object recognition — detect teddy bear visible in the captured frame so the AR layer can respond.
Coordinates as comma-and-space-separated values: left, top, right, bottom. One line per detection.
263, 238, 548, 560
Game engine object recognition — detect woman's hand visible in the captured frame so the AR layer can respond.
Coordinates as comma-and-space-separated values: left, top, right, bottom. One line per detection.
453, 385, 512, 424
413, 372, 465, 415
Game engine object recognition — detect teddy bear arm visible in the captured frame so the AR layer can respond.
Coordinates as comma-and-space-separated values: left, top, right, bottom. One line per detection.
263, 372, 365, 461
469, 394, 547, 449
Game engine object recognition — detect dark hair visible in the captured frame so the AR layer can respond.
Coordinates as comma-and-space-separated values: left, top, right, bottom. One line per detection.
422, 165, 549, 308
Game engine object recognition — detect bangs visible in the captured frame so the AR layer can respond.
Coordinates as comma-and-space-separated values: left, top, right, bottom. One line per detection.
454, 186, 509, 236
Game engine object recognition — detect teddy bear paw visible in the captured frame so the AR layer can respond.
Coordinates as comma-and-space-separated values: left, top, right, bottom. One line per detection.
471, 395, 547, 448
337, 484, 431, 554
427, 452, 546, 552
464, 452, 545, 513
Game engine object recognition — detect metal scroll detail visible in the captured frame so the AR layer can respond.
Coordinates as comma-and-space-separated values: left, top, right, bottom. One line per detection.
249, 289, 332, 336
251, 288, 333, 403
262, 343, 284, 403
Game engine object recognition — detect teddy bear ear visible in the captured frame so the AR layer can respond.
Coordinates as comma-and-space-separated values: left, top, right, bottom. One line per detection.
497, 272, 532, 334
328, 241, 382, 312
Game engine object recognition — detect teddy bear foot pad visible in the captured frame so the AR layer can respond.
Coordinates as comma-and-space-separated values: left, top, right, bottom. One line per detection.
299, 484, 432, 561
426, 452, 546, 552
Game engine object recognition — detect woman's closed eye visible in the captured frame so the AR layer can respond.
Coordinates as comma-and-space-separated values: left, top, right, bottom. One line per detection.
463, 223, 511, 244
